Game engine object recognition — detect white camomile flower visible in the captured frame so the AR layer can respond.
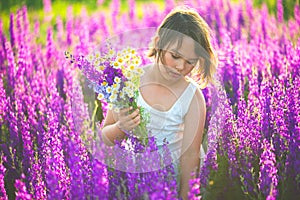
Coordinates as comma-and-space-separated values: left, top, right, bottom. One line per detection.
125, 71, 133, 79
114, 77, 121, 83
94, 51, 101, 59
109, 93, 117, 102
106, 86, 112, 94
108, 103, 113, 110
108, 49, 115, 58
119, 91, 124, 99
127, 90, 134, 98
113, 61, 120, 69
111, 87, 119, 95
95, 65, 105, 72
114, 107, 120, 113
136, 68, 144, 75
97, 93, 104, 100
86, 53, 94, 63
112, 83, 120, 90
93, 59, 100, 67
129, 65, 136, 71
116, 56, 125, 65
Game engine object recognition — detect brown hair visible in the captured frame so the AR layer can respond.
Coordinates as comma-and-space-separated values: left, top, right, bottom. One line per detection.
149, 6, 217, 88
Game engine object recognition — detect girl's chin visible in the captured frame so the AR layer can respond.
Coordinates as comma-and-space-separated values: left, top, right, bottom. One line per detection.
167, 70, 182, 79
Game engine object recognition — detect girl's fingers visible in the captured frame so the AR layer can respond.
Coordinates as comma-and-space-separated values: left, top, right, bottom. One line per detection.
129, 109, 140, 120
118, 107, 132, 116
132, 115, 140, 124
116, 107, 140, 132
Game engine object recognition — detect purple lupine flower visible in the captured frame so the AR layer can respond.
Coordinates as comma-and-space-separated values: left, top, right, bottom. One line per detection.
295, 4, 300, 26
43, 0, 52, 13
110, 0, 120, 32
261, 4, 268, 41
141, 3, 161, 27
15, 43, 26, 85
46, 27, 55, 68
20, 92, 47, 199
214, 9, 221, 45
33, 20, 40, 41
0, 20, 5, 72
258, 139, 278, 199
15, 174, 32, 200
0, 155, 8, 200
9, 14, 16, 48
99, 13, 109, 38
0, 77, 7, 127
285, 75, 300, 194
188, 177, 201, 200
62, 65, 100, 198
15, 8, 24, 47
270, 78, 289, 153
89, 156, 108, 199
22, 6, 30, 46
245, 0, 253, 20
39, 76, 70, 199
236, 6, 244, 40
277, 0, 283, 23
260, 76, 272, 140
6, 100, 19, 148
56, 16, 64, 44
4, 39, 16, 93
31, 156, 47, 199
200, 86, 226, 187
70, 77, 91, 135
75, 8, 90, 55
128, 0, 136, 20
19, 112, 35, 188
66, 6, 73, 46
225, 1, 232, 32
164, 0, 175, 15
236, 97, 259, 196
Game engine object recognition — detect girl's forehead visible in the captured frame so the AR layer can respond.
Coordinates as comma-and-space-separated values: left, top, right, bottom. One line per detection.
165, 36, 199, 59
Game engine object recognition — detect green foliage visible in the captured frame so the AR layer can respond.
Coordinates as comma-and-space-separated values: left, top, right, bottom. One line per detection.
201, 154, 246, 200
253, 0, 298, 20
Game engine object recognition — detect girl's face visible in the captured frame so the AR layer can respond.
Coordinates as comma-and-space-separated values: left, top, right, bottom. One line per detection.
158, 36, 199, 81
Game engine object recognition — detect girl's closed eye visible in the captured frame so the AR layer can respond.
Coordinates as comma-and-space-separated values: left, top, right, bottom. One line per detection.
171, 53, 180, 59
187, 60, 198, 66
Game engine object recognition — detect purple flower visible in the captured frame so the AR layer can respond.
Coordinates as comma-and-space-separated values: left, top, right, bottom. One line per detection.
258, 139, 278, 199
277, 0, 283, 23
0, 155, 8, 200
9, 14, 16, 48
15, 174, 32, 200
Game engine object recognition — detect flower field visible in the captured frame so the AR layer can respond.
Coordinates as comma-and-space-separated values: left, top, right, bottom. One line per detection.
0, 0, 299, 199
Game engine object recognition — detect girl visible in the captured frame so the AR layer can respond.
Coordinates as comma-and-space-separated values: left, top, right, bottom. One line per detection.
101, 6, 216, 199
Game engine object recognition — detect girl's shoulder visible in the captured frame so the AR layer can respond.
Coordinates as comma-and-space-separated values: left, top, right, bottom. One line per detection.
185, 77, 206, 105
140, 63, 152, 73
139, 63, 153, 82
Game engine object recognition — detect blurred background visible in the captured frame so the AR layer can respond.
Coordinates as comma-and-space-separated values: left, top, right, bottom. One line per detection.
1, 0, 298, 21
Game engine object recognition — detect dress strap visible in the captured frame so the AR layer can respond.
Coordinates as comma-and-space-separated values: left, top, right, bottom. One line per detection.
179, 81, 198, 116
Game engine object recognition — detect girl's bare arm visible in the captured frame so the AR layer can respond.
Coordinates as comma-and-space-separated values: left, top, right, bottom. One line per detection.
101, 107, 140, 146
179, 88, 206, 200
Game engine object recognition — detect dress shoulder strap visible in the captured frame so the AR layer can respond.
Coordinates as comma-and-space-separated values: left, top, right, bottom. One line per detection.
178, 80, 198, 115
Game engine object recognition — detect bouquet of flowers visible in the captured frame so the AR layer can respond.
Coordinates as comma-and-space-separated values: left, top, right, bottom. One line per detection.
65, 45, 150, 145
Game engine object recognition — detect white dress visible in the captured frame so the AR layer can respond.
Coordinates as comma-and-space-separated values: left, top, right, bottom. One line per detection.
137, 80, 206, 183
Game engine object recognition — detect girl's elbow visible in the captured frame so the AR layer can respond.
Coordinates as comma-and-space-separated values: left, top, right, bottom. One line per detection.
101, 129, 115, 146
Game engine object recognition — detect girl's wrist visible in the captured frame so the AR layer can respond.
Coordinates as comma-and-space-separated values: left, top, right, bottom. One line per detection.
115, 121, 124, 132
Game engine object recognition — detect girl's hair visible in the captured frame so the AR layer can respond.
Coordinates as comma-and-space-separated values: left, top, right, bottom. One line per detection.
148, 6, 217, 88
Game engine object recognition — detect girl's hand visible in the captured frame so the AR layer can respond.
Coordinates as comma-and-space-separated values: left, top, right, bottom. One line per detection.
116, 107, 140, 133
